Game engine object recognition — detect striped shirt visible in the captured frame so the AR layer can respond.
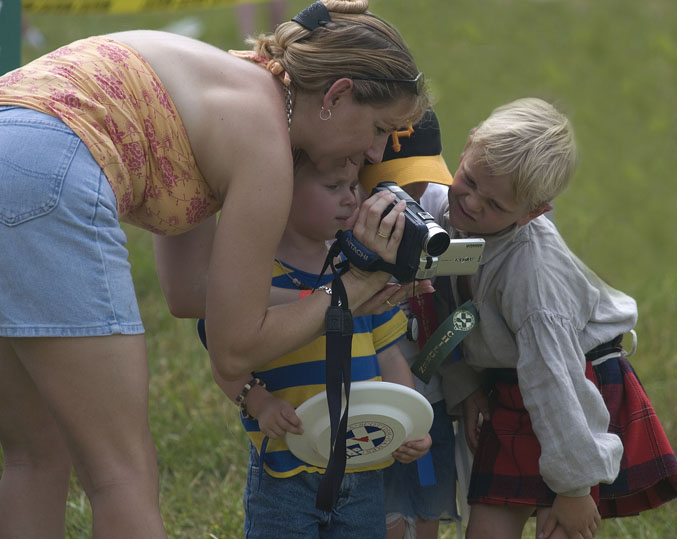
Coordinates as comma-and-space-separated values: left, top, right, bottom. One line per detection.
244, 260, 407, 478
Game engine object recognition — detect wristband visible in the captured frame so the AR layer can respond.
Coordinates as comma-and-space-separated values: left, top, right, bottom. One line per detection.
236, 377, 266, 419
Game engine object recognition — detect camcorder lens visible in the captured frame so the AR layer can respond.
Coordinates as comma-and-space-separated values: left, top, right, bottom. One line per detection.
423, 225, 451, 256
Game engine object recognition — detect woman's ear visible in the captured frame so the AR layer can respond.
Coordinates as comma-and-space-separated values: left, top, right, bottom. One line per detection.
516, 203, 553, 226
323, 78, 355, 108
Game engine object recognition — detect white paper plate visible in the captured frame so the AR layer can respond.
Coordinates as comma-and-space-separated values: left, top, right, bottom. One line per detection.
286, 381, 433, 468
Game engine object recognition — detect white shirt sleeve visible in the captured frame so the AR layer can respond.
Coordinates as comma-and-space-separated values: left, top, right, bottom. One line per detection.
515, 310, 623, 496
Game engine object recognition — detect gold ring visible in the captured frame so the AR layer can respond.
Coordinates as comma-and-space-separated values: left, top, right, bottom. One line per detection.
376, 230, 391, 239
385, 299, 395, 307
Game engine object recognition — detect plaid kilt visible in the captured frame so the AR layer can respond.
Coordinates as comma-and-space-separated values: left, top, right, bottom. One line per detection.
467, 344, 677, 518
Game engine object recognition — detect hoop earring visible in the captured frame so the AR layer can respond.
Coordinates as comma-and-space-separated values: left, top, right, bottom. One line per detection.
319, 106, 332, 121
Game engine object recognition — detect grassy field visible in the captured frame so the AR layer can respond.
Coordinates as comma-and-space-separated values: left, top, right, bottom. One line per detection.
5, 0, 677, 536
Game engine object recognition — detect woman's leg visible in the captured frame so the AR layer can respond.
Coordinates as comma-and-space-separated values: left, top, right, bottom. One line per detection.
6, 334, 166, 539
0, 338, 72, 539
466, 503, 533, 539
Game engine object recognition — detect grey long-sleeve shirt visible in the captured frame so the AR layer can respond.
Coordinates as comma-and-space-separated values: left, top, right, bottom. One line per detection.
422, 184, 634, 496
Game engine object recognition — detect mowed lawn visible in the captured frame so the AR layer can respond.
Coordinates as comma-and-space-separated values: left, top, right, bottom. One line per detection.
4, 0, 676, 536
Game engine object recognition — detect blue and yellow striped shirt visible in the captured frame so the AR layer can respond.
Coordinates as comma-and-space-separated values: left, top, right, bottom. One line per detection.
244, 260, 407, 477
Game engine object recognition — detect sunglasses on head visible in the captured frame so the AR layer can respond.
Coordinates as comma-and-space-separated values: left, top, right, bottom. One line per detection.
351, 72, 425, 96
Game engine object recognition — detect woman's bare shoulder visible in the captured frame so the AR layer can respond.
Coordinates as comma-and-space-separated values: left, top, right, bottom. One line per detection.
107, 31, 289, 194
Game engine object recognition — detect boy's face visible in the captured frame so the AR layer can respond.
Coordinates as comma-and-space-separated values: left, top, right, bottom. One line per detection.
448, 143, 546, 235
287, 160, 360, 241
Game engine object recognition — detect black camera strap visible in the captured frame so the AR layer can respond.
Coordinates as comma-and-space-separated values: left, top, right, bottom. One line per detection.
314, 244, 354, 512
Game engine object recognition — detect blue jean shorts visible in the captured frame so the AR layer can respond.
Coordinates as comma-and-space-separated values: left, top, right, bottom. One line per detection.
383, 400, 460, 521
243, 444, 386, 539
0, 106, 144, 337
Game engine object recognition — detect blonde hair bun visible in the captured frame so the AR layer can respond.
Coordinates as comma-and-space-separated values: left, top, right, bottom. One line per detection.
324, 0, 369, 14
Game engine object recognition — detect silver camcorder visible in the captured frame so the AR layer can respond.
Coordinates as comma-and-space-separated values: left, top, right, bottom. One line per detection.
416, 237, 485, 279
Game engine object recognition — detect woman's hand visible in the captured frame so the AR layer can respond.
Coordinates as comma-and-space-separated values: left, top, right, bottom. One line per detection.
391, 433, 432, 464
352, 190, 406, 264
352, 279, 435, 316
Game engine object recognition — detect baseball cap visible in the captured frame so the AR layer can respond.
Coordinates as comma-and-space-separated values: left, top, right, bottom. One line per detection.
359, 108, 453, 193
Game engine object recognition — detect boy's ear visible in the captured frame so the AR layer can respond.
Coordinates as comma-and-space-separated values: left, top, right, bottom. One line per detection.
323, 78, 354, 108
516, 203, 553, 226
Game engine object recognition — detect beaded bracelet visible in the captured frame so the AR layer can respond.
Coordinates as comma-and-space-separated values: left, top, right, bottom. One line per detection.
236, 377, 266, 419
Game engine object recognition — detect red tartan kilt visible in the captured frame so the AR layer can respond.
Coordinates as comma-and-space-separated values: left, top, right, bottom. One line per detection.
467, 356, 677, 518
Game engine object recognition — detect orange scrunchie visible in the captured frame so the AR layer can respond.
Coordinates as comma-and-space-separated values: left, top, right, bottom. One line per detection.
229, 50, 292, 87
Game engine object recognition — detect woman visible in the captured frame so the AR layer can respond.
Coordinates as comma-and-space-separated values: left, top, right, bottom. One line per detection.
0, 1, 430, 537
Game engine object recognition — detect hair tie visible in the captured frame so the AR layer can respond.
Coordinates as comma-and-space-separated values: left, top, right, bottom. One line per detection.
292, 1, 332, 31
266, 60, 292, 87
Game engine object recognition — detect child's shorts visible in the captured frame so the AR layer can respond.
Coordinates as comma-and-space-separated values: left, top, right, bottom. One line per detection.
384, 400, 460, 521
244, 444, 386, 539
467, 346, 677, 518
0, 106, 144, 337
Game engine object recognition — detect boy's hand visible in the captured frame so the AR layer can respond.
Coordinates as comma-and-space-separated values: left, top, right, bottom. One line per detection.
252, 394, 303, 439
461, 387, 490, 453
391, 433, 432, 464
538, 494, 600, 539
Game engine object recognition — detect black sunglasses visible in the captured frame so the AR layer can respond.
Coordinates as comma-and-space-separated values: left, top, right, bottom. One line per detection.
351, 72, 425, 96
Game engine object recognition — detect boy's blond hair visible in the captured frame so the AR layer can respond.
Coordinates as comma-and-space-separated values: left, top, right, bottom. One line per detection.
469, 97, 578, 210
249, 0, 430, 127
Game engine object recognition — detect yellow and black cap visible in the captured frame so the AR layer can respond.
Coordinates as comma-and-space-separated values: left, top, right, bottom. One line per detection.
360, 108, 453, 193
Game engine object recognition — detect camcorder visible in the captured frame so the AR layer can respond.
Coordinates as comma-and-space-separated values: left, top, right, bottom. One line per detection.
373, 182, 485, 282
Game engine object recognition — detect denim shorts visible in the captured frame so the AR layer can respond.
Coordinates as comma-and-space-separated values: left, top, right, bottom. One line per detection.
0, 107, 144, 337
243, 444, 386, 539
383, 400, 460, 521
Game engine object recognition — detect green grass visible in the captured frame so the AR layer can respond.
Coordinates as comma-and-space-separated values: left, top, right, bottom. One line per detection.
5, 0, 677, 536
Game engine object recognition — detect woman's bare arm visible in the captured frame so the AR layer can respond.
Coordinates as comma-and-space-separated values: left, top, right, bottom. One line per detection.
153, 215, 217, 318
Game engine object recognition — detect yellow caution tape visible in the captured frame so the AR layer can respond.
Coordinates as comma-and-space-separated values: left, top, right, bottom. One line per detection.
23, 0, 257, 14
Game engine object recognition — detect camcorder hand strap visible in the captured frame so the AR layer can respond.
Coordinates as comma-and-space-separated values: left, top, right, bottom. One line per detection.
334, 230, 399, 277
314, 246, 354, 512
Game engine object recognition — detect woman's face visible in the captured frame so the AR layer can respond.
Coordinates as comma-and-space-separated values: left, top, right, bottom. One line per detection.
306, 94, 415, 173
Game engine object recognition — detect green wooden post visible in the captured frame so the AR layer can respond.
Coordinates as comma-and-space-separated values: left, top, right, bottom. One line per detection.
0, 0, 22, 75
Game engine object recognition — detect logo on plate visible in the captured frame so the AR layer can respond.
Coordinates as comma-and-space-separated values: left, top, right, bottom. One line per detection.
345, 421, 394, 459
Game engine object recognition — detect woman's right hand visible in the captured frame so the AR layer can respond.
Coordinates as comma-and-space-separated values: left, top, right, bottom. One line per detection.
352, 190, 406, 264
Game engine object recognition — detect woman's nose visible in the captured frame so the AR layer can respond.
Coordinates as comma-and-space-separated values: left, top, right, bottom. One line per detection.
364, 134, 389, 164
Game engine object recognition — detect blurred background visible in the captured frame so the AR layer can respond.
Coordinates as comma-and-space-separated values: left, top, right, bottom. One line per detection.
3, 0, 676, 536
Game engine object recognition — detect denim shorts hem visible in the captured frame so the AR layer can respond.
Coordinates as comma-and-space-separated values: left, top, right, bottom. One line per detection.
0, 322, 145, 338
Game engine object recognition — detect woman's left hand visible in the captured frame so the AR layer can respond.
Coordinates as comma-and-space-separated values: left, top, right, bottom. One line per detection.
352, 279, 435, 316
